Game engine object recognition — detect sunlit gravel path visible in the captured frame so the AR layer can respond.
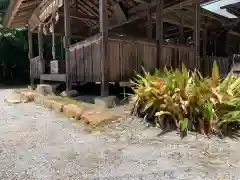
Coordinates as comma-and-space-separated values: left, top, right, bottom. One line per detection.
0, 89, 240, 180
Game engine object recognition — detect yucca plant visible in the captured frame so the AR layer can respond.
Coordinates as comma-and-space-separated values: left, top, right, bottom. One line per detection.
131, 61, 240, 138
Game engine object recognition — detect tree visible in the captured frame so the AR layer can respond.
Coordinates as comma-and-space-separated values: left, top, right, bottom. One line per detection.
0, 25, 29, 84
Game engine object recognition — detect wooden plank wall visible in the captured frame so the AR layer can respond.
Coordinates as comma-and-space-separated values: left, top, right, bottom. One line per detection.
108, 37, 157, 81
30, 56, 41, 79
203, 56, 230, 76
162, 45, 196, 70
69, 35, 199, 83
69, 34, 102, 82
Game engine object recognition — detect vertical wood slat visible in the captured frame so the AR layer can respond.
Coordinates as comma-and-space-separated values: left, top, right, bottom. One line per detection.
194, 0, 200, 71
203, 56, 229, 76
38, 25, 44, 83
147, 3, 152, 39
30, 56, 41, 79
156, 0, 163, 68
28, 27, 34, 85
69, 35, 102, 83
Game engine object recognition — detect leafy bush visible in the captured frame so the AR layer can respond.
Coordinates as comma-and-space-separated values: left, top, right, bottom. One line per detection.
131, 62, 240, 138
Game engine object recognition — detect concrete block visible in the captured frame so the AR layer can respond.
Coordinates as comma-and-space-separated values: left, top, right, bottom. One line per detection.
94, 96, 119, 108
60, 90, 79, 97
36, 84, 56, 96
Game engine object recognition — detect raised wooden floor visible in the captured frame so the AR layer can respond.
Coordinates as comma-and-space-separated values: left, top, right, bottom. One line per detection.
40, 74, 66, 82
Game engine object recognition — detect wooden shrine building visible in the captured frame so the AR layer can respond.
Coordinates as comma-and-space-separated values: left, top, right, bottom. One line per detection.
3, 0, 240, 96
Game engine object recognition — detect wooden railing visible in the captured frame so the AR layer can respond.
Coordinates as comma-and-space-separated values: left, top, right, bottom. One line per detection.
30, 56, 41, 79
203, 56, 230, 76
69, 34, 102, 82
69, 34, 198, 83
108, 36, 157, 81
162, 44, 196, 70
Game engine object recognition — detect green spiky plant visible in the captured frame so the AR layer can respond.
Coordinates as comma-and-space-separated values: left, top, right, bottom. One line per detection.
131, 61, 240, 138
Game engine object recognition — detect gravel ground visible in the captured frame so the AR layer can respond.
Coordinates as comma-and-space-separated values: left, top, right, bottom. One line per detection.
0, 89, 240, 180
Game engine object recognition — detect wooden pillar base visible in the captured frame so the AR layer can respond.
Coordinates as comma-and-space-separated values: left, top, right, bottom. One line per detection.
101, 82, 109, 97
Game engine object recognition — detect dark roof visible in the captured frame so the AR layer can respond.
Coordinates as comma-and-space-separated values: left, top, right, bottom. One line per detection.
221, 2, 240, 17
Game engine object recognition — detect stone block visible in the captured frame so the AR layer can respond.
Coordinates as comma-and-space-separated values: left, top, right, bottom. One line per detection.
5, 93, 22, 104
62, 104, 85, 119
60, 90, 79, 97
51, 101, 64, 113
94, 96, 119, 108
42, 99, 54, 109
82, 110, 119, 126
21, 91, 38, 102
34, 96, 46, 105
36, 84, 56, 96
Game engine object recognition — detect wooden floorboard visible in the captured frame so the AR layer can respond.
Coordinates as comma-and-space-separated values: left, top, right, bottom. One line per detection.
40, 74, 66, 82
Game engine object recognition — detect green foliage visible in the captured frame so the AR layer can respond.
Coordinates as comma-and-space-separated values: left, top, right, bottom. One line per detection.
0, 26, 29, 84
131, 61, 240, 138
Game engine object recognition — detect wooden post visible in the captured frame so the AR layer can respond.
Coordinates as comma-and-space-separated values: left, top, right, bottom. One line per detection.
214, 36, 217, 56
52, 21, 56, 60
202, 28, 207, 76
64, 0, 71, 91
28, 26, 34, 86
38, 24, 44, 84
147, 5, 152, 39
179, 17, 184, 44
194, 0, 200, 70
156, 0, 163, 68
99, 0, 109, 96
225, 31, 229, 56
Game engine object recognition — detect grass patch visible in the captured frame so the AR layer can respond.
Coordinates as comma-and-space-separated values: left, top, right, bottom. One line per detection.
48, 96, 85, 107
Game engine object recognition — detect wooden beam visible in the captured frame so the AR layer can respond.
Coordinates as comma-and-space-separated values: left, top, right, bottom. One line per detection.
202, 27, 207, 76
229, 30, 240, 37
99, 0, 109, 96
6, 0, 24, 27
17, 9, 34, 17
20, 0, 40, 9
12, 17, 29, 24
179, 17, 184, 44
111, 2, 127, 23
29, 0, 63, 31
63, 0, 72, 91
32, 31, 86, 39
129, 0, 194, 14
28, 26, 34, 86
156, 0, 163, 68
93, 0, 197, 31
38, 24, 44, 84
59, 8, 99, 21
51, 21, 56, 60
194, 1, 200, 70
40, 74, 66, 82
